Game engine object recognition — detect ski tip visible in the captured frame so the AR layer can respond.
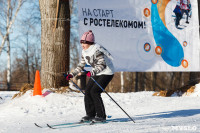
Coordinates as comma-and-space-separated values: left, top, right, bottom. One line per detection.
34, 123, 42, 128
47, 124, 56, 129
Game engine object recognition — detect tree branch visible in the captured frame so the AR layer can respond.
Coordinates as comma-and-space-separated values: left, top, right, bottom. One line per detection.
0, 31, 3, 38
0, 0, 23, 56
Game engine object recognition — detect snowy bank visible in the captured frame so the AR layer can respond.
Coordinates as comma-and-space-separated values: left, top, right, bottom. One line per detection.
0, 90, 200, 133
153, 83, 200, 97
182, 83, 200, 97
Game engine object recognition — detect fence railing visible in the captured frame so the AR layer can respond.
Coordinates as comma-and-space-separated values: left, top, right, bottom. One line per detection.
0, 81, 7, 90
0, 81, 25, 91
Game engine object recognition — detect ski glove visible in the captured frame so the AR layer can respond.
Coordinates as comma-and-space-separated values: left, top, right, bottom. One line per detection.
86, 72, 91, 77
64, 74, 73, 81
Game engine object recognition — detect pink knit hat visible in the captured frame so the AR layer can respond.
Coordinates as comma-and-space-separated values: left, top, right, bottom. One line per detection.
80, 30, 95, 44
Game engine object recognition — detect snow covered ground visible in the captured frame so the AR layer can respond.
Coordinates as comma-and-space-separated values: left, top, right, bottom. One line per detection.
0, 85, 200, 133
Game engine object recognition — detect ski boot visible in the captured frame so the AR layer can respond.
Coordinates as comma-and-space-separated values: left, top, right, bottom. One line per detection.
80, 116, 94, 123
90, 116, 106, 124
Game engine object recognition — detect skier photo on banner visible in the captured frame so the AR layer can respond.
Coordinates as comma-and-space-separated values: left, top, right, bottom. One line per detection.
180, 0, 191, 24
65, 30, 115, 123
173, 0, 182, 28
173, 0, 192, 29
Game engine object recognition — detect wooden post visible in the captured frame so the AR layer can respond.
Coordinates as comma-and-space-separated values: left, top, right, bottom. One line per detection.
54, 0, 60, 32
121, 72, 124, 93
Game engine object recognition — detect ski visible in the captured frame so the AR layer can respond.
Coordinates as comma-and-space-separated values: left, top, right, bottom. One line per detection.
34, 121, 85, 128
46, 121, 91, 129
46, 121, 108, 129
50, 121, 84, 127
34, 123, 43, 128
34, 116, 117, 129
35, 121, 108, 129
45, 116, 112, 128
47, 124, 57, 129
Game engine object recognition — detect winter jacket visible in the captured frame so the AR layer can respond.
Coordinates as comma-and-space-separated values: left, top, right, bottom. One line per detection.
71, 44, 115, 76
173, 5, 181, 14
180, 0, 190, 10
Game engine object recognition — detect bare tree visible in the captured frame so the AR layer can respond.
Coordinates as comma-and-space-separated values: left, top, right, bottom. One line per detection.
17, 0, 41, 84
0, 0, 24, 90
69, 0, 80, 69
20, 21, 40, 83
198, 0, 200, 34
70, 37, 79, 69
0, 0, 24, 55
18, 42, 41, 84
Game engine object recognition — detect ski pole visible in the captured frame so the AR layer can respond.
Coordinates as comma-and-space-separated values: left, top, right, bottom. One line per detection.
69, 80, 85, 95
63, 73, 85, 95
83, 70, 135, 123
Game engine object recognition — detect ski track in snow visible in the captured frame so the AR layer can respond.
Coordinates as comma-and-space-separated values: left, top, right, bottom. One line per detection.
0, 89, 200, 133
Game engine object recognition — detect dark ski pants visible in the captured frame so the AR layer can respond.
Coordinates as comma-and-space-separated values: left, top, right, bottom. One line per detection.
182, 9, 189, 22
175, 13, 182, 26
84, 74, 114, 118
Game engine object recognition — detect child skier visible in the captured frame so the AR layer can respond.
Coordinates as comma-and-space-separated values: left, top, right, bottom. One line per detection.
173, 0, 182, 28
180, 0, 190, 24
66, 30, 115, 122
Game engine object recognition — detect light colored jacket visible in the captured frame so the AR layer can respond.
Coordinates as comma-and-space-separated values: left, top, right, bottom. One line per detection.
72, 44, 115, 76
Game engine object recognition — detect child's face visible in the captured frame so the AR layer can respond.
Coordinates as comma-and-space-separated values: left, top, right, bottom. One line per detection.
81, 43, 90, 50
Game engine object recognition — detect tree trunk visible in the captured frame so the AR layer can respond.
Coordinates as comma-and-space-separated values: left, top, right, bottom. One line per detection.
153, 72, 157, 91
6, 0, 11, 91
178, 72, 182, 87
189, 72, 200, 85
198, 0, 200, 34
120, 72, 124, 93
7, 35, 11, 91
26, 32, 30, 84
39, 0, 70, 88
135, 72, 138, 92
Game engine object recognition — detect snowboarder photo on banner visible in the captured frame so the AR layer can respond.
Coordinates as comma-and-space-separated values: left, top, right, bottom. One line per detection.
66, 30, 115, 122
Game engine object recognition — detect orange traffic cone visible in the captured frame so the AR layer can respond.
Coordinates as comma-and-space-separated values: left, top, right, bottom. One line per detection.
33, 70, 42, 96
